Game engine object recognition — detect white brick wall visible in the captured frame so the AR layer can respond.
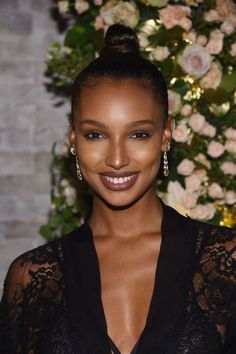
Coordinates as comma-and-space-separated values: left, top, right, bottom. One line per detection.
0, 0, 69, 292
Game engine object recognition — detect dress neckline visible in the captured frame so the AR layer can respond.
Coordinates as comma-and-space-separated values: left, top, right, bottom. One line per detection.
64, 201, 198, 354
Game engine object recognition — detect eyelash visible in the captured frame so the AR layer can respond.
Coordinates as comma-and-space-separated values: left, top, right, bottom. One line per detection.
84, 131, 152, 141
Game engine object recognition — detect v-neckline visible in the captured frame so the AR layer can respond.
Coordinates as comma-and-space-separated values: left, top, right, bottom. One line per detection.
64, 202, 198, 354
88, 203, 166, 354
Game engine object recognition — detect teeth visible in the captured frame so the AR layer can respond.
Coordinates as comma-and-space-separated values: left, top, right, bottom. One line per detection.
104, 174, 136, 184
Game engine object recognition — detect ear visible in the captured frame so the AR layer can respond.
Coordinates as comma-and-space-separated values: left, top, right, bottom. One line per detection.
161, 116, 173, 152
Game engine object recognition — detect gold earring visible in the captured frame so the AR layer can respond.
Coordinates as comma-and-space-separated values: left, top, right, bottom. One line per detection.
70, 147, 83, 180
163, 142, 170, 177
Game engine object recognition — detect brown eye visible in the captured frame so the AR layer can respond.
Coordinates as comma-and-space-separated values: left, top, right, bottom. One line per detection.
131, 131, 151, 140
84, 131, 104, 140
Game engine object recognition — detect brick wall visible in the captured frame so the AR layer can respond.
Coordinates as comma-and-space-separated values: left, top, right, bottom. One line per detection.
0, 0, 69, 291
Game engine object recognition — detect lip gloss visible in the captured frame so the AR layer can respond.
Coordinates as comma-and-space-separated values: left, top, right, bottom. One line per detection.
99, 173, 139, 191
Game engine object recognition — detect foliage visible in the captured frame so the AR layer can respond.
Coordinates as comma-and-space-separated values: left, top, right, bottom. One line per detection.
41, 0, 236, 239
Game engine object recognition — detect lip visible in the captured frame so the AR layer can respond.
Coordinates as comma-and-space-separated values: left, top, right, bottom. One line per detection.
99, 172, 139, 191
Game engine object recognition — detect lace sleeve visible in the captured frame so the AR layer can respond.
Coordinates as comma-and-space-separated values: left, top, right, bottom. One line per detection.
193, 225, 236, 352
0, 242, 64, 354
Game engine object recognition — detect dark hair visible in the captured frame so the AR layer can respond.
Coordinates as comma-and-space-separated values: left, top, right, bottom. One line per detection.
71, 24, 168, 125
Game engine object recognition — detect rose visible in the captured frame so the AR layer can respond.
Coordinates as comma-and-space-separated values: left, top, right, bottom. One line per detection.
178, 44, 212, 78
172, 123, 189, 143
200, 123, 216, 138
220, 162, 236, 175
183, 192, 199, 209
190, 204, 216, 221
151, 46, 170, 61
225, 140, 236, 154
159, 5, 191, 30
194, 153, 211, 169
58, 0, 69, 14
208, 182, 224, 199
181, 104, 192, 116
207, 141, 225, 158
99, 1, 139, 28
224, 128, 236, 140
166, 181, 191, 216
220, 15, 236, 35
185, 30, 196, 44
225, 191, 236, 205
94, 15, 105, 30
94, 0, 103, 5
138, 33, 149, 48
206, 30, 224, 55
199, 62, 222, 90
216, 0, 236, 20
230, 42, 236, 57
75, 0, 89, 14
204, 9, 220, 22
177, 159, 195, 176
168, 90, 181, 115
178, 17, 192, 32
197, 35, 207, 46
188, 112, 205, 132
185, 173, 202, 192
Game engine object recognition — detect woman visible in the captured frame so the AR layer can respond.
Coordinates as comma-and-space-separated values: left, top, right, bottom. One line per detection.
0, 24, 235, 354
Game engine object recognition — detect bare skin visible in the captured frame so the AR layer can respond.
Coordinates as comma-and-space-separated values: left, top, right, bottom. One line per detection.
71, 78, 172, 353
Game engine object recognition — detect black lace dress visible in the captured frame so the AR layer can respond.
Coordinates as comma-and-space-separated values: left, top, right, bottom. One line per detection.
0, 203, 235, 354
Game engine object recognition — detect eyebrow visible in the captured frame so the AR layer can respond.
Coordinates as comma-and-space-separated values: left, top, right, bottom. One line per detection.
79, 119, 156, 128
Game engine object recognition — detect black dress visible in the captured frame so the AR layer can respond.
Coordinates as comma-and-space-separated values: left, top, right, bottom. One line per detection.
0, 203, 235, 354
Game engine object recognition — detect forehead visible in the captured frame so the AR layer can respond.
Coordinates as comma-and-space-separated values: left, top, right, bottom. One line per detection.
75, 78, 165, 124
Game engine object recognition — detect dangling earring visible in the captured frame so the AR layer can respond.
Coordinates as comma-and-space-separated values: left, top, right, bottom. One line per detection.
70, 147, 83, 180
163, 142, 170, 177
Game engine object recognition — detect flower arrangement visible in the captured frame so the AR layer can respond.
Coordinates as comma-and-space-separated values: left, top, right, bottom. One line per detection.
41, 0, 236, 240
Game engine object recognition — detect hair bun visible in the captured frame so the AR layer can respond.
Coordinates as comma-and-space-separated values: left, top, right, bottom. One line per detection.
101, 24, 140, 57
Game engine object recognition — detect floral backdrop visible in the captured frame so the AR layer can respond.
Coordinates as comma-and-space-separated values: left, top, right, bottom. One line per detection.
41, 0, 236, 240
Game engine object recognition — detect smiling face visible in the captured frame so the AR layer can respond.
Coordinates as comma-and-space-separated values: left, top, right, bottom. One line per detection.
71, 78, 172, 208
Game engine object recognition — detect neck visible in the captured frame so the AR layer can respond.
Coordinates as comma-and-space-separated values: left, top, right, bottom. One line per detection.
89, 187, 163, 238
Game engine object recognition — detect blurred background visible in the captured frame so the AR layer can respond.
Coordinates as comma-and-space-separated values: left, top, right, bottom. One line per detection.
0, 0, 69, 291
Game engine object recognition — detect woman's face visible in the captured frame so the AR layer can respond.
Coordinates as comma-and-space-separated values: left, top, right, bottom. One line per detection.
71, 78, 172, 208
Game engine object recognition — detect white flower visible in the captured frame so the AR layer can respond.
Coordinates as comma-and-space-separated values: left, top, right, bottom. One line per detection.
178, 44, 212, 78
208, 182, 224, 199
225, 140, 236, 154
75, 0, 89, 14
204, 10, 220, 22
200, 122, 216, 138
177, 159, 195, 176
220, 161, 236, 175
194, 153, 211, 169
181, 104, 192, 116
165, 181, 192, 216
206, 29, 224, 55
172, 123, 189, 143
185, 173, 202, 192
64, 185, 77, 206
199, 62, 222, 90
168, 90, 181, 115
190, 203, 216, 221
188, 112, 205, 132
100, 1, 139, 28
138, 32, 149, 48
58, 0, 69, 14
183, 192, 199, 209
224, 128, 236, 140
151, 46, 170, 61
225, 191, 236, 205
185, 30, 196, 44
94, 0, 103, 5
220, 15, 236, 35
196, 35, 208, 46
230, 42, 236, 57
207, 141, 225, 158
159, 5, 191, 30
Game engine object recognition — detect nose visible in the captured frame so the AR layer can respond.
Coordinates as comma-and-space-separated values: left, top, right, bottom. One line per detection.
105, 139, 130, 170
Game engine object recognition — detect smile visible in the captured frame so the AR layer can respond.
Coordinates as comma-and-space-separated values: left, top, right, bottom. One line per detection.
99, 173, 139, 191
104, 175, 136, 184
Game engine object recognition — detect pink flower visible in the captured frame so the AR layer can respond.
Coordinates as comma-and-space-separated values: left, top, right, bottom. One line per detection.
200, 62, 222, 90
206, 29, 224, 55
208, 182, 224, 199
94, 0, 103, 5
220, 162, 236, 175
177, 159, 195, 176
224, 128, 236, 140
188, 112, 205, 132
185, 30, 196, 44
225, 140, 236, 154
225, 191, 236, 205
178, 17, 192, 32
138, 33, 149, 48
181, 104, 192, 116
172, 123, 189, 143
196, 35, 207, 46
168, 90, 181, 115
216, 0, 235, 20
159, 5, 191, 30
183, 192, 199, 209
204, 9, 220, 22
94, 15, 106, 30
99, 1, 139, 28
194, 153, 211, 169
220, 15, 236, 35
190, 204, 216, 221
151, 46, 170, 61
200, 123, 216, 138
75, 0, 89, 14
230, 42, 236, 57
178, 44, 212, 78
185, 173, 202, 192
207, 141, 225, 158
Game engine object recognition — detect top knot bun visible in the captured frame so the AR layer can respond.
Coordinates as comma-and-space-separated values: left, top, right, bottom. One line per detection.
101, 24, 140, 57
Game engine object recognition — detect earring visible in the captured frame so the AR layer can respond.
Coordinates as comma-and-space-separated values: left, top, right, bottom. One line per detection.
163, 142, 170, 177
70, 147, 83, 180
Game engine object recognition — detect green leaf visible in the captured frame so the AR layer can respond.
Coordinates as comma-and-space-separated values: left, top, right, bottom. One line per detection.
48, 214, 64, 228
220, 71, 236, 93
64, 24, 97, 48
39, 225, 53, 240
